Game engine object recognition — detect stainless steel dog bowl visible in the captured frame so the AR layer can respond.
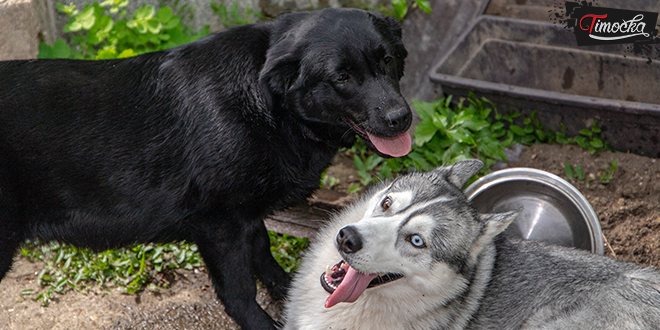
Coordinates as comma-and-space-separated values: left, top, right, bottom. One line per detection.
464, 168, 603, 255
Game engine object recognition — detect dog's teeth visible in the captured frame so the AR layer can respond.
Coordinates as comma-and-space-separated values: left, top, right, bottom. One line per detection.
326, 265, 332, 274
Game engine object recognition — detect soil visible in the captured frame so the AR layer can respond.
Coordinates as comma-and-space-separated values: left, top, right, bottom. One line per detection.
509, 144, 660, 267
2, 143, 659, 329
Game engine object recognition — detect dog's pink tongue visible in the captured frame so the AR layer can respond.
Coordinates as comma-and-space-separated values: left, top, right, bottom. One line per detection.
324, 265, 377, 308
366, 132, 411, 157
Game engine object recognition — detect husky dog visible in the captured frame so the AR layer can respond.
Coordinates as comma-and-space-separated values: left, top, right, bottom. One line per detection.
284, 160, 660, 330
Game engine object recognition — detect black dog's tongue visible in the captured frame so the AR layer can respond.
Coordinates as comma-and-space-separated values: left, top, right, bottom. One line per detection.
366, 132, 411, 157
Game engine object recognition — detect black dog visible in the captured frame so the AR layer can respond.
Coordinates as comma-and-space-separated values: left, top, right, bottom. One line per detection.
0, 8, 411, 329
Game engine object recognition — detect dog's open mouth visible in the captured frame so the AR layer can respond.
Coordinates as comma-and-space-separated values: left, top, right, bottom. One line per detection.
347, 121, 411, 158
320, 260, 403, 308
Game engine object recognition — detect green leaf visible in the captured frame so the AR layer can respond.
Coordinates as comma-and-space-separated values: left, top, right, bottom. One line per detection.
509, 125, 525, 136
117, 49, 137, 58
163, 17, 180, 29
353, 155, 366, 172
415, 0, 432, 14
579, 129, 592, 137
365, 154, 384, 171
52, 39, 71, 58
446, 128, 474, 144
576, 164, 584, 180
574, 136, 588, 149
135, 6, 155, 21
564, 161, 575, 180
391, 0, 408, 19
431, 112, 448, 130
348, 184, 361, 194
406, 152, 432, 171
67, 21, 82, 32
412, 99, 435, 121
37, 42, 53, 59
590, 137, 603, 149
146, 19, 162, 34
157, 6, 173, 23
414, 118, 439, 146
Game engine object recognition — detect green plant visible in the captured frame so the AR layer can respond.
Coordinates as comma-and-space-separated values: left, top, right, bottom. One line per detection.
320, 170, 340, 189
20, 240, 204, 306
599, 159, 618, 184
268, 232, 309, 273
384, 0, 431, 20
564, 161, 575, 180
349, 93, 513, 187
574, 121, 609, 154
38, 1, 209, 60
564, 162, 584, 181
211, 1, 262, 27
354, 151, 385, 186
347, 184, 362, 194
21, 229, 310, 305
348, 92, 613, 189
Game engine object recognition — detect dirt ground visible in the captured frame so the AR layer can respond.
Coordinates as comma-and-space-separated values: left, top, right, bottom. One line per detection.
510, 144, 660, 267
1, 143, 659, 329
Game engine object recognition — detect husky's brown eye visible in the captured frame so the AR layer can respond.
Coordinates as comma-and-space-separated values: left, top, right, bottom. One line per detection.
381, 197, 392, 210
384, 56, 393, 64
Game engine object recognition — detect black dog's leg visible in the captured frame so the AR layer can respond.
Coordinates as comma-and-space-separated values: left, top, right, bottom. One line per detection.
0, 220, 23, 281
0, 186, 23, 281
250, 220, 291, 301
193, 218, 278, 330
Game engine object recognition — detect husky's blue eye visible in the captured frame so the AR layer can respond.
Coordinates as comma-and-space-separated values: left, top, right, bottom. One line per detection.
409, 235, 425, 248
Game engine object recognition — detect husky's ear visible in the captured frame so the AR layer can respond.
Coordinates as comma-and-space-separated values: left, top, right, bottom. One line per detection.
447, 159, 483, 189
480, 209, 520, 240
469, 209, 520, 264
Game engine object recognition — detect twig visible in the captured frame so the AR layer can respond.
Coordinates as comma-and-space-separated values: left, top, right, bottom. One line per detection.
602, 233, 617, 257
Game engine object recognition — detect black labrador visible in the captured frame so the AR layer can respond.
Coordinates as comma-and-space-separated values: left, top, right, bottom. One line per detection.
0, 8, 412, 330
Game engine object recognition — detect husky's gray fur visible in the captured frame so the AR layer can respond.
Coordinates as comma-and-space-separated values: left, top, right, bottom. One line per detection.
283, 160, 660, 330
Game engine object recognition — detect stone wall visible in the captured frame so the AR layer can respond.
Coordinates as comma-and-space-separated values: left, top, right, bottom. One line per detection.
0, 0, 57, 60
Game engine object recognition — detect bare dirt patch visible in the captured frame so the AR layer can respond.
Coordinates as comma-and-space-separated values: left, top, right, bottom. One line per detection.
510, 144, 660, 267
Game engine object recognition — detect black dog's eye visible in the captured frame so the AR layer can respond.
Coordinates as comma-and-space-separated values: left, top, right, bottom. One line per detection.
381, 197, 392, 210
384, 56, 393, 64
336, 73, 350, 83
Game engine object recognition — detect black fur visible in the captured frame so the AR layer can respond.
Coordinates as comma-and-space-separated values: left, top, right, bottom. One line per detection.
0, 8, 411, 330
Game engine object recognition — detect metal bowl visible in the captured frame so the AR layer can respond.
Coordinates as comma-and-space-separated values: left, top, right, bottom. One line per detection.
464, 167, 603, 255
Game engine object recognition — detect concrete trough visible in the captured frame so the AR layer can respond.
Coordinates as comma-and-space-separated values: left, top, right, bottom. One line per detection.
429, 15, 660, 157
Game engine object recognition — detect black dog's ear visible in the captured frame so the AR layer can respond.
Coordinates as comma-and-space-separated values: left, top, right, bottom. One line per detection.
369, 12, 403, 40
259, 48, 300, 98
259, 14, 309, 105
367, 12, 407, 73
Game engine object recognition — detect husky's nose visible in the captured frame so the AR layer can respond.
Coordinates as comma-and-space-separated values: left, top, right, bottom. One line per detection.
336, 226, 363, 254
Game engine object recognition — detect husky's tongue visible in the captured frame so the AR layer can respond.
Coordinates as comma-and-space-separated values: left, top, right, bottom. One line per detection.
366, 132, 411, 157
325, 265, 378, 308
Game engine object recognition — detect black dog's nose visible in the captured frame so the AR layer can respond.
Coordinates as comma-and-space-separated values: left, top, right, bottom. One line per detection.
385, 107, 412, 131
336, 226, 363, 254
